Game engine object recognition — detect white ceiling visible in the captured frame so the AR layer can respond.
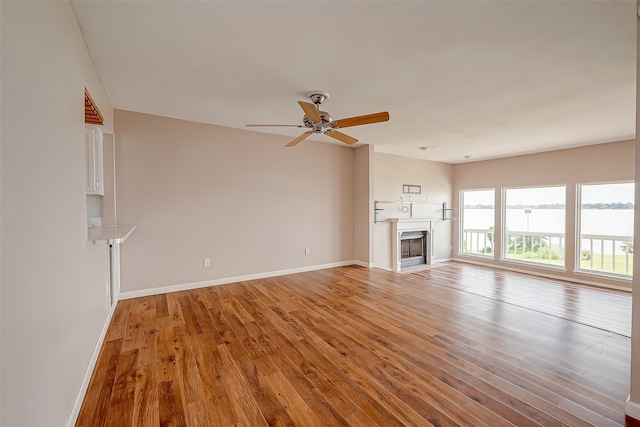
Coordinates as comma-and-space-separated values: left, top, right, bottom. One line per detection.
71, 1, 636, 164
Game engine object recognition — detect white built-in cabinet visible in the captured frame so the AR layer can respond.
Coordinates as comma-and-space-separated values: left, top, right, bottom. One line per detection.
85, 125, 104, 195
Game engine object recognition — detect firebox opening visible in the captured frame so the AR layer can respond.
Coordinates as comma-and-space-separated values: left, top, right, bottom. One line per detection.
400, 231, 427, 268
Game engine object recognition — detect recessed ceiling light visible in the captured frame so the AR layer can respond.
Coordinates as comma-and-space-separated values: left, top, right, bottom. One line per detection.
418, 146, 432, 151
463, 155, 472, 159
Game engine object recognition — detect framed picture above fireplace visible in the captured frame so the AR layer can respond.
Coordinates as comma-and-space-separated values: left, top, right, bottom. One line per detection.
403, 184, 422, 194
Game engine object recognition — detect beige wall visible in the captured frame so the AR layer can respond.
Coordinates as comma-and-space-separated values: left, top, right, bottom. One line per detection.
1, 2, 113, 426
373, 153, 453, 270
354, 145, 374, 265
452, 140, 635, 289
115, 110, 357, 292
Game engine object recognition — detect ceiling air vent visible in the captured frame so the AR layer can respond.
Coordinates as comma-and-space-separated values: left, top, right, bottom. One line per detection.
84, 88, 103, 125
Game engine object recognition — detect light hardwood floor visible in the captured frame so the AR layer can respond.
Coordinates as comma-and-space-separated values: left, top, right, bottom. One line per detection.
76, 262, 631, 426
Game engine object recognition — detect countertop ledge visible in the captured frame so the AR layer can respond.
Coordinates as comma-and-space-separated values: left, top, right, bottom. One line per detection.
87, 224, 137, 246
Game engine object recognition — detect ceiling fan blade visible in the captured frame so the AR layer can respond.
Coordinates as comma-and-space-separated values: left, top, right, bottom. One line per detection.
246, 124, 304, 127
298, 101, 321, 123
327, 130, 358, 145
285, 131, 313, 147
332, 112, 389, 129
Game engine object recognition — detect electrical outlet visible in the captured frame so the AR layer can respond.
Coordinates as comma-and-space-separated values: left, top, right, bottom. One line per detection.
203, 257, 211, 267
305, 248, 310, 256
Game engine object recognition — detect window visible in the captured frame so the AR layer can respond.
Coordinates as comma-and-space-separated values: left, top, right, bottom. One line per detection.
503, 186, 566, 267
460, 189, 495, 256
578, 182, 634, 277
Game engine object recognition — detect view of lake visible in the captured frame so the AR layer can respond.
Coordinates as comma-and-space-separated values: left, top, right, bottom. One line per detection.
464, 208, 634, 237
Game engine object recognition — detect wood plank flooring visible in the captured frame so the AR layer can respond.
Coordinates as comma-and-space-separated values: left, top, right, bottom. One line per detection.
408, 263, 632, 337
76, 262, 631, 426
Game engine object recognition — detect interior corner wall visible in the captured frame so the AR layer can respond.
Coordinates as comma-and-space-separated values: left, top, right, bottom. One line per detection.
1, 2, 113, 427
452, 140, 635, 289
114, 110, 356, 293
354, 145, 374, 265
373, 152, 453, 270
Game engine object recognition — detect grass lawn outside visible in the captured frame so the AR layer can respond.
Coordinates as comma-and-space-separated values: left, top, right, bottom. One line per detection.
463, 249, 633, 277
580, 253, 633, 276
504, 251, 565, 266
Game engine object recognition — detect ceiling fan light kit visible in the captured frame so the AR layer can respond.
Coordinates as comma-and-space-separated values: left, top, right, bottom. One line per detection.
246, 92, 390, 147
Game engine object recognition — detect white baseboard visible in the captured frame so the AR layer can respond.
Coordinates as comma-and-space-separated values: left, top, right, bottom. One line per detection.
119, 260, 369, 300
626, 398, 640, 421
352, 260, 375, 268
65, 303, 117, 427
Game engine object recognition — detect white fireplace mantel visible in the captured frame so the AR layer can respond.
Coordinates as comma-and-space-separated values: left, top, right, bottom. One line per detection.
389, 218, 435, 272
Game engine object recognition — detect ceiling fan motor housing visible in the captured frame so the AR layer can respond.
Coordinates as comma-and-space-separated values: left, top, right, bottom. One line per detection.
303, 110, 333, 128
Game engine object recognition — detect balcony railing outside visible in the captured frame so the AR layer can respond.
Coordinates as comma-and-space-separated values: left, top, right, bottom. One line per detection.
461, 229, 494, 256
579, 234, 634, 276
462, 229, 634, 277
504, 230, 565, 266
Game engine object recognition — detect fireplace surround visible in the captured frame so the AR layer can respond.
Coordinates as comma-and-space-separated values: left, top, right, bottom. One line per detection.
390, 218, 434, 272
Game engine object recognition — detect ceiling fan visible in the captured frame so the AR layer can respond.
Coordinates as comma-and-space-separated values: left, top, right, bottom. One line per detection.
246, 92, 390, 147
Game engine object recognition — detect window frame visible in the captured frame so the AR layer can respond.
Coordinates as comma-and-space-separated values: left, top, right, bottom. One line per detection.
459, 188, 495, 258
575, 180, 634, 279
501, 185, 567, 269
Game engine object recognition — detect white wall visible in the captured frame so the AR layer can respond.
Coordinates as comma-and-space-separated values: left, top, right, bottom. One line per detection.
373, 153, 453, 270
1, 2, 113, 426
114, 110, 357, 293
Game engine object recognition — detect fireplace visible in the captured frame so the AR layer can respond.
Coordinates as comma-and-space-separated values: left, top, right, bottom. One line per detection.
390, 218, 434, 272
400, 231, 427, 268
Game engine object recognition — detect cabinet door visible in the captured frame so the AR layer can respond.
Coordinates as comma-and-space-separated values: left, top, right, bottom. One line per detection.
85, 126, 104, 195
